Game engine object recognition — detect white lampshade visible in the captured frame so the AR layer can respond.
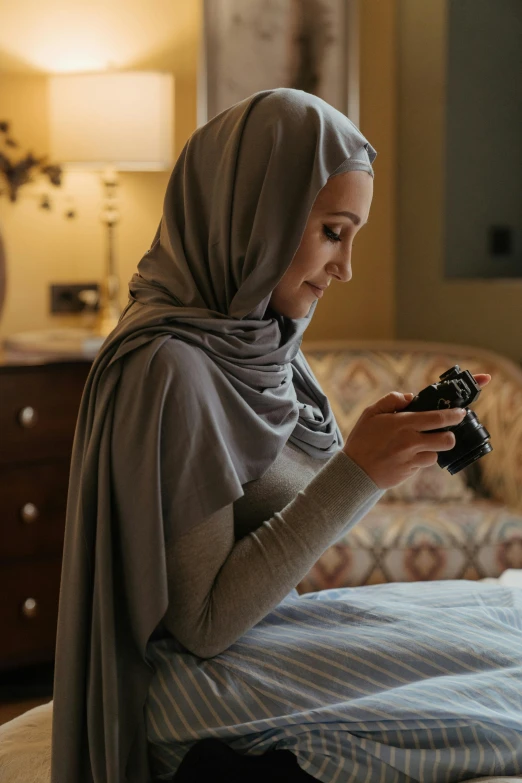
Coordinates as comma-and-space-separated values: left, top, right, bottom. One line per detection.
49, 71, 174, 171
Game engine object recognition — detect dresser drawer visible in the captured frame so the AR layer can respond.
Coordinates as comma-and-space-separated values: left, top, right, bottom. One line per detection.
0, 460, 69, 559
0, 363, 90, 465
0, 558, 62, 668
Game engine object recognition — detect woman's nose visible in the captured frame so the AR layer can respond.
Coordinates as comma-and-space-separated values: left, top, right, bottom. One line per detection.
328, 253, 352, 283
338, 262, 352, 283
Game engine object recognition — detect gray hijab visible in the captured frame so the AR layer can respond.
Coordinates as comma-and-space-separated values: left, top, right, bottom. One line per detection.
51, 88, 376, 783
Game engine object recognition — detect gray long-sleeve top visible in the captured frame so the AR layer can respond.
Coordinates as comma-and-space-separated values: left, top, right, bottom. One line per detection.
163, 441, 385, 658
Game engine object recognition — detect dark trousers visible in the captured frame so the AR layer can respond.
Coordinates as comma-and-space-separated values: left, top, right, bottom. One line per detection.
171, 738, 318, 782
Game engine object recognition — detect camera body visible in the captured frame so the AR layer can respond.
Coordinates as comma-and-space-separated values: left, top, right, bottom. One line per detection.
402, 365, 492, 474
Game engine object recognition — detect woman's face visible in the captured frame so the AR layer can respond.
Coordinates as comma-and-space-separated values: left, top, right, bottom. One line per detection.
269, 170, 373, 319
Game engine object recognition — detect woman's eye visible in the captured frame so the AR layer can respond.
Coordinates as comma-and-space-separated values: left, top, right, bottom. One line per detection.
323, 225, 341, 243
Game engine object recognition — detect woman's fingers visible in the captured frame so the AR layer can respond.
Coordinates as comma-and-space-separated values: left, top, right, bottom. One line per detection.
474, 373, 491, 388
401, 407, 467, 433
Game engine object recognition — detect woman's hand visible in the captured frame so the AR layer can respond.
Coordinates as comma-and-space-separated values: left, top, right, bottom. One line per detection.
342, 372, 492, 491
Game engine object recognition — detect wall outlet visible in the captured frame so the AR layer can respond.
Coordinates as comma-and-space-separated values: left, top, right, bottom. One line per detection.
489, 226, 513, 256
50, 283, 100, 314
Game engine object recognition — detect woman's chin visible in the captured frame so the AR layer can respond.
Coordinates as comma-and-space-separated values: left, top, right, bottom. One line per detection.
283, 305, 314, 320
268, 294, 316, 320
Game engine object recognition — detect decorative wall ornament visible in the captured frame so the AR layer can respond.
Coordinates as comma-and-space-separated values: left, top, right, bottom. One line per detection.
199, 0, 360, 126
0, 121, 72, 212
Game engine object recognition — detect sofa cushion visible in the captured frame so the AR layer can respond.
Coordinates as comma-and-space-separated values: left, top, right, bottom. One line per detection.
385, 462, 475, 502
298, 498, 522, 592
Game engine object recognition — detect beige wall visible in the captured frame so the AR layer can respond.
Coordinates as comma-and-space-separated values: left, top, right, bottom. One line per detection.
0, 0, 201, 337
306, 0, 397, 341
0, 0, 397, 341
396, 0, 522, 365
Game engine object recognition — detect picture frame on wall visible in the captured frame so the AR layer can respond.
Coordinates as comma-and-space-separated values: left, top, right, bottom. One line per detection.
198, 0, 360, 127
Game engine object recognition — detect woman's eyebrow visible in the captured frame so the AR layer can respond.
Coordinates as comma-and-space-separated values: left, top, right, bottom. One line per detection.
327, 210, 366, 226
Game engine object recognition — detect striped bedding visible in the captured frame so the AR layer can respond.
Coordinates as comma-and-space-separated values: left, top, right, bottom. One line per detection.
145, 580, 522, 783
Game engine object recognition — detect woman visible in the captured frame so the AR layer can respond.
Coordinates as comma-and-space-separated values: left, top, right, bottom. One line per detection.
51, 89, 522, 783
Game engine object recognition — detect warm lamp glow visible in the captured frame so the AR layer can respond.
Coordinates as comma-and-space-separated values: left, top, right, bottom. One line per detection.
0, 1, 199, 76
49, 71, 174, 171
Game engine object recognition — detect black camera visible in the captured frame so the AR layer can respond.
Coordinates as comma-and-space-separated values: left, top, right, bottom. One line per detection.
403, 365, 493, 475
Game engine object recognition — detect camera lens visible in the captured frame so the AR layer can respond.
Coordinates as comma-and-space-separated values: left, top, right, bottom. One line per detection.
445, 442, 493, 475
437, 409, 493, 474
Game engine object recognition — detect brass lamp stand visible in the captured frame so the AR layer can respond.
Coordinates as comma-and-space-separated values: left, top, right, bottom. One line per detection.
95, 167, 121, 337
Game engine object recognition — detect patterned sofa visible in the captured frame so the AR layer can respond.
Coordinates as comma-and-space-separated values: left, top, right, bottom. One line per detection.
297, 339, 522, 593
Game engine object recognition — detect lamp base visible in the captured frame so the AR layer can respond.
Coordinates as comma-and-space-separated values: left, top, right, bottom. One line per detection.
90, 264, 122, 338
94, 301, 121, 338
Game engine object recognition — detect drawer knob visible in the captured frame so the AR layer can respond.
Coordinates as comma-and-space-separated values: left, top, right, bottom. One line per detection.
18, 406, 38, 428
21, 598, 38, 619
20, 503, 39, 524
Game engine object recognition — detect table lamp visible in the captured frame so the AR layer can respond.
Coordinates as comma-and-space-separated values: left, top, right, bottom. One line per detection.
49, 70, 174, 337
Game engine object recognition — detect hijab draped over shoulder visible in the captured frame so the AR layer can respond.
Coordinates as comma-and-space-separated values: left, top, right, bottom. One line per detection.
51, 88, 376, 783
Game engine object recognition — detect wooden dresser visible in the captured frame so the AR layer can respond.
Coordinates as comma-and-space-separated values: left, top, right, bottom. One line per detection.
0, 352, 91, 669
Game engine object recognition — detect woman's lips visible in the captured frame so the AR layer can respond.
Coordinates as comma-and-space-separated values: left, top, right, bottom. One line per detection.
306, 282, 324, 298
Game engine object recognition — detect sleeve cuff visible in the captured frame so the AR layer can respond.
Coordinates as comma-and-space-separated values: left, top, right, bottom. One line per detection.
299, 448, 385, 524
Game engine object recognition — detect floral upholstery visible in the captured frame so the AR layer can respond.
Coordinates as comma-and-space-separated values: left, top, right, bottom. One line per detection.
297, 339, 522, 591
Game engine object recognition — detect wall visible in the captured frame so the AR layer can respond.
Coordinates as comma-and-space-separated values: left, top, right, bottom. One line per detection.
306, 0, 397, 341
0, 0, 201, 337
0, 0, 397, 342
397, 0, 522, 365
445, 0, 522, 279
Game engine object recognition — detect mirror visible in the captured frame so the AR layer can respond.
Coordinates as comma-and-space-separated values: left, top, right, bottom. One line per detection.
445, 0, 522, 279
